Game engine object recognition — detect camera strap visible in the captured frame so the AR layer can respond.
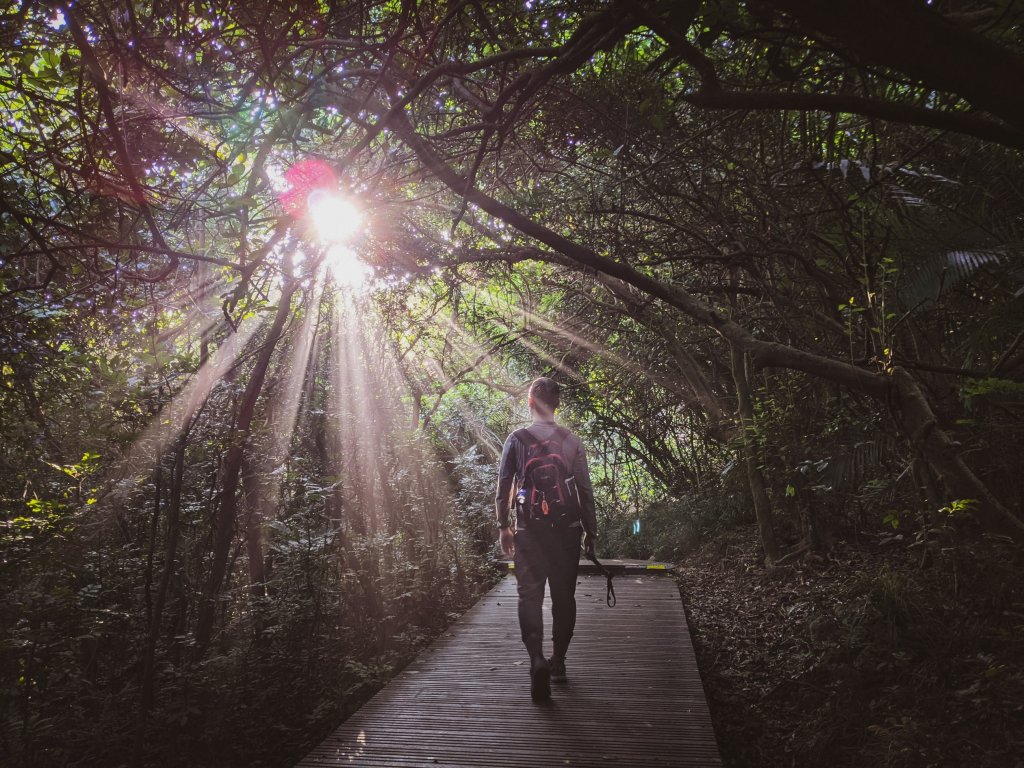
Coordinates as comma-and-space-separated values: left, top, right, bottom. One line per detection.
584, 551, 616, 607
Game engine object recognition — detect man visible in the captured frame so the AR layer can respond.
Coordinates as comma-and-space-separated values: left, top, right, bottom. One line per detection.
495, 377, 597, 701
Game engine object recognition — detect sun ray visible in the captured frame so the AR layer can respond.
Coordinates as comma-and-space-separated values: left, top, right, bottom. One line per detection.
410, 349, 505, 460
243, 275, 325, 528
101, 317, 263, 504
468, 282, 657, 384
323, 285, 477, 562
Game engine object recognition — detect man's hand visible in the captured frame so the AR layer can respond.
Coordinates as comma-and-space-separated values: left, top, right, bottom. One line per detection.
499, 527, 515, 557
583, 530, 597, 559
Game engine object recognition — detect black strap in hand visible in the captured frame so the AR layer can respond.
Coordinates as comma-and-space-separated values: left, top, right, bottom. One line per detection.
585, 552, 616, 607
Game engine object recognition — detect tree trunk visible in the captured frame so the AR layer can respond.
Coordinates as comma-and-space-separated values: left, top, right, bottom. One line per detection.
132, 442, 162, 768
241, 457, 268, 598
240, 453, 269, 644
731, 344, 779, 564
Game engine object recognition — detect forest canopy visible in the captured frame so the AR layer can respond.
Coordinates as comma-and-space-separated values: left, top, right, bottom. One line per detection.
1, 1, 1022, 766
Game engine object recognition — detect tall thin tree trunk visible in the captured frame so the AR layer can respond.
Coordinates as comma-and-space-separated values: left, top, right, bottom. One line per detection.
132, 445, 162, 768
731, 344, 780, 563
241, 456, 268, 598
240, 456, 270, 644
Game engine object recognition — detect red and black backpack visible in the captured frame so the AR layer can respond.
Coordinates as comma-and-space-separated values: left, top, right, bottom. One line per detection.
514, 426, 581, 525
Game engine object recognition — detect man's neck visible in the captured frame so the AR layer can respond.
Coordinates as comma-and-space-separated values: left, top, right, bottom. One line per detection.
531, 413, 556, 425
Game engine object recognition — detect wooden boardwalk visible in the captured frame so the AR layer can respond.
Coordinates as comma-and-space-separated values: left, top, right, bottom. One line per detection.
296, 569, 721, 767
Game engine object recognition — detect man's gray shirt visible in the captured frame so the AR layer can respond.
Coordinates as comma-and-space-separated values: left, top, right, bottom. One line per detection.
494, 419, 596, 534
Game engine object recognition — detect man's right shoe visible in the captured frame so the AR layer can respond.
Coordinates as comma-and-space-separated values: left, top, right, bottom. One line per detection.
549, 656, 567, 683
530, 656, 551, 701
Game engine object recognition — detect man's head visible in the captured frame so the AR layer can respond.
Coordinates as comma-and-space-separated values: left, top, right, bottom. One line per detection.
528, 377, 560, 420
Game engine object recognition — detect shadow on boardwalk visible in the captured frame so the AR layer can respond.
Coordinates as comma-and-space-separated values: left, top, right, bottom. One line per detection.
296, 571, 721, 767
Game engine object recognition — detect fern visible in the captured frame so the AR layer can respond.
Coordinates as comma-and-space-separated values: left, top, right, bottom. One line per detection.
899, 249, 1011, 309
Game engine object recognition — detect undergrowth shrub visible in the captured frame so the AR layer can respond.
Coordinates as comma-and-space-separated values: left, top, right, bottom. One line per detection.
602, 486, 752, 561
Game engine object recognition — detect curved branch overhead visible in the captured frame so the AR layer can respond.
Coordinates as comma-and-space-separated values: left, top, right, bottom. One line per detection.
762, 0, 1024, 133
642, 0, 1024, 150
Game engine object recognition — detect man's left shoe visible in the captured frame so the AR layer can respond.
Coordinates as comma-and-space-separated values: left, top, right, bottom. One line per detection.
549, 656, 567, 683
530, 656, 551, 701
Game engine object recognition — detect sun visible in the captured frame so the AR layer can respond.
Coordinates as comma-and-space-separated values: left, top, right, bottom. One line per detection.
304, 190, 372, 288
308, 189, 362, 244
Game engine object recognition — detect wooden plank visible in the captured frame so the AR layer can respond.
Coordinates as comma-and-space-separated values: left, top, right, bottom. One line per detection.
498, 558, 675, 574
296, 575, 722, 767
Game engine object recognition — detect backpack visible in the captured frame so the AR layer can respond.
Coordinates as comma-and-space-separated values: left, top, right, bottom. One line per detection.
514, 426, 580, 526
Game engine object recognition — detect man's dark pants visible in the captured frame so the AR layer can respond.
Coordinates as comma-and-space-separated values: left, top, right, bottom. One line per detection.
513, 524, 582, 661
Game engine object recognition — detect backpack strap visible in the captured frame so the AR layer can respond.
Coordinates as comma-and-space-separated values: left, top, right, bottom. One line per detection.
511, 428, 535, 490
512, 427, 538, 448
512, 428, 536, 477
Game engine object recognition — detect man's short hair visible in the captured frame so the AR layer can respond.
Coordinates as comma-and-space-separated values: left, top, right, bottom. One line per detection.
529, 377, 560, 411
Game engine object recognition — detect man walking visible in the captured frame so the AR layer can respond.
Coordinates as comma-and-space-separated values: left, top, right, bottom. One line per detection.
495, 377, 597, 701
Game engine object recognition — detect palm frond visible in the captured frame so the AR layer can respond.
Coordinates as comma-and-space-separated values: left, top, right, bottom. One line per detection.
899, 249, 1007, 309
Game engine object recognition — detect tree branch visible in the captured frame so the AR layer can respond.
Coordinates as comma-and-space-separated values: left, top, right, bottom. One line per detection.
682, 88, 1024, 151
764, 0, 1024, 134
64, 6, 178, 281
387, 111, 890, 400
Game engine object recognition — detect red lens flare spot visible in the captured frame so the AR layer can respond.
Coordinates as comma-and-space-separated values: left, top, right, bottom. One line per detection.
279, 159, 338, 217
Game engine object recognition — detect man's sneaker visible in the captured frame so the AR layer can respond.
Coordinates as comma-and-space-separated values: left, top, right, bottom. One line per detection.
530, 656, 551, 701
549, 656, 567, 683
